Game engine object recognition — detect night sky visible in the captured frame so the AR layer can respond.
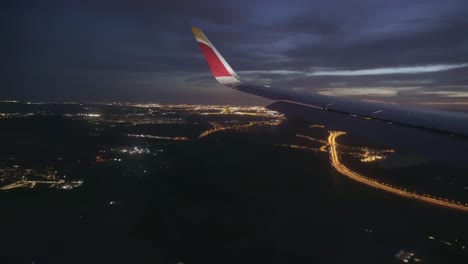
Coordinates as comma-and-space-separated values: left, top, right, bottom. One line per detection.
1, 0, 468, 109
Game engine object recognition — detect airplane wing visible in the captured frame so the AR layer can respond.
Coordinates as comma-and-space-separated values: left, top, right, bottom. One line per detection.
192, 27, 468, 166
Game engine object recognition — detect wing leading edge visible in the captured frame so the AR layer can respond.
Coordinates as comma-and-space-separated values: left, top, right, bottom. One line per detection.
192, 27, 468, 166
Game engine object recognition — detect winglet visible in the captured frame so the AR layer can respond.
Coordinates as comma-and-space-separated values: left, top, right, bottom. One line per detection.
192, 27, 241, 87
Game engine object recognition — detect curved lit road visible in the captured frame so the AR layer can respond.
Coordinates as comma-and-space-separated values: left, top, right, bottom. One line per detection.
328, 131, 468, 212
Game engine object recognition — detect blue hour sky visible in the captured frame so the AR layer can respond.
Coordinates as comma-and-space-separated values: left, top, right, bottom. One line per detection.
1, 0, 468, 110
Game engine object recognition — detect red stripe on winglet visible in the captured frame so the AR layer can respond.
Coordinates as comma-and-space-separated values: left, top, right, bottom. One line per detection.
198, 43, 231, 77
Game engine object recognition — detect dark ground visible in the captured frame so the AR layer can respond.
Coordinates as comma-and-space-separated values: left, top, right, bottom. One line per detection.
0, 102, 467, 263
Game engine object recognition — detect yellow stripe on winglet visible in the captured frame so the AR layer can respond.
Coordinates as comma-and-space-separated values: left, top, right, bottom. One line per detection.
192, 27, 209, 43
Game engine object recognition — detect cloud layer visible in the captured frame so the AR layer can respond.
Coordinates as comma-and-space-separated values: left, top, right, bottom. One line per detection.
309, 63, 468, 76
0, 0, 467, 109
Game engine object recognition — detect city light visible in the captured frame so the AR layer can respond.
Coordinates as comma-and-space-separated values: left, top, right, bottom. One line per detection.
0, 167, 83, 191
199, 120, 282, 138
126, 134, 190, 141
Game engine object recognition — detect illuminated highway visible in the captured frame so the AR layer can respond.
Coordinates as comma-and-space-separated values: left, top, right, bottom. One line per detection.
276, 144, 321, 152
297, 134, 393, 161
328, 131, 468, 212
296, 134, 327, 144
199, 120, 282, 138
0, 180, 83, 190
126, 134, 190, 141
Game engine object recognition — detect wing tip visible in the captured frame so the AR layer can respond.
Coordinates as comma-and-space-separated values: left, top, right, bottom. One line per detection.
191, 26, 200, 34
192, 26, 208, 44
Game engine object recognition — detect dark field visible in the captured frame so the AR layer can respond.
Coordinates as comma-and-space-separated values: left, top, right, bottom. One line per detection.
0, 101, 467, 264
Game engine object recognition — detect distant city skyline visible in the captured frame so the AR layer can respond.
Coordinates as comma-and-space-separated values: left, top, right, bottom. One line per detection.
1, 0, 467, 109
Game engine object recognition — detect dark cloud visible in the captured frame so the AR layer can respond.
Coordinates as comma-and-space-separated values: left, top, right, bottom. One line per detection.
0, 0, 467, 108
